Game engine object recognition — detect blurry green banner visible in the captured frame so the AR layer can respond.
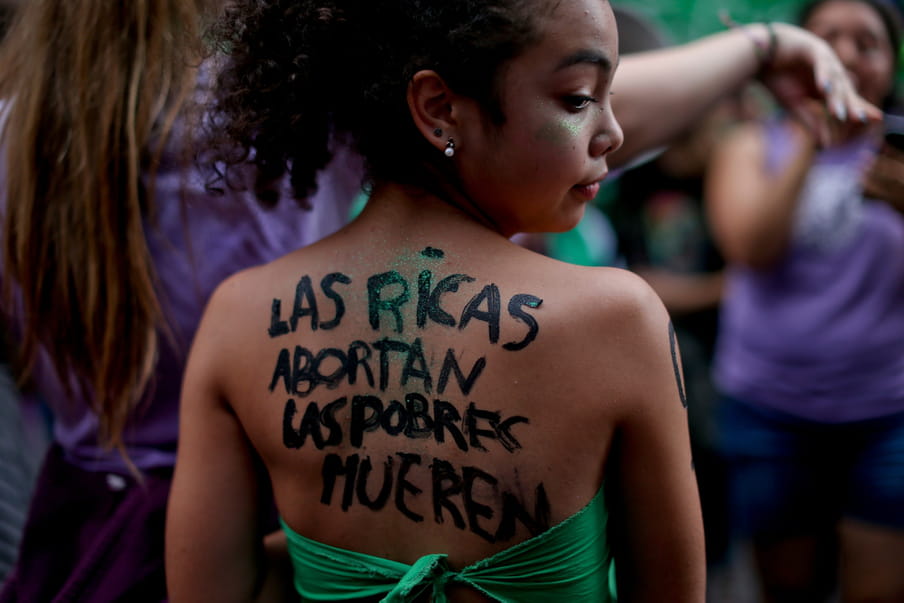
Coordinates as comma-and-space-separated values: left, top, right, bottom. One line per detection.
615, 0, 820, 42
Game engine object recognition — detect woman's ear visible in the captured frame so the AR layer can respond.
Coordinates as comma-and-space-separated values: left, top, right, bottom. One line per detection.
407, 70, 458, 153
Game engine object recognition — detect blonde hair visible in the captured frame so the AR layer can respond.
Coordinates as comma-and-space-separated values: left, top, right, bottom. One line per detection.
0, 0, 209, 453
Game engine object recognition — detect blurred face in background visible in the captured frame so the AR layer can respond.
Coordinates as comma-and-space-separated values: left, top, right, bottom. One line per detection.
803, 0, 896, 106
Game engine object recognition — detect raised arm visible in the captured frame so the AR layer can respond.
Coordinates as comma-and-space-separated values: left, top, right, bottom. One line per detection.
611, 23, 879, 166
603, 272, 706, 602
705, 121, 818, 268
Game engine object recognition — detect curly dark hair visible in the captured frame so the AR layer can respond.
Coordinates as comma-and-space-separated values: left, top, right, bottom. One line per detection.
206, 0, 546, 204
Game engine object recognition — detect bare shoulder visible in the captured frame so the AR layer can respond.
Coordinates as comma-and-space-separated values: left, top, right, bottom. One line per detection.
201, 246, 309, 324
580, 265, 671, 353
199, 263, 271, 340
532, 260, 681, 414
501, 245, 669, 333
188, 257, 291, 387
531, 258, 669, 336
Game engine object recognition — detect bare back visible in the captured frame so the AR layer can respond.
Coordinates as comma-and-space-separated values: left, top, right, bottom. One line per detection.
193, 189, 693, 570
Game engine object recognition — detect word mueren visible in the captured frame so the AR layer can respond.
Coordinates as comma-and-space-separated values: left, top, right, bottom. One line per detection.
321, 451, 550, 544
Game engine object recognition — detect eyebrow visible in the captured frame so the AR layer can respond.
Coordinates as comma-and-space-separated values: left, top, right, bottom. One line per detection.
555, 49, 616, 73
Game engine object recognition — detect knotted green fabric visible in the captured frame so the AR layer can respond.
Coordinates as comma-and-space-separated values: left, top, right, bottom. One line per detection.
280, 486, 615, 602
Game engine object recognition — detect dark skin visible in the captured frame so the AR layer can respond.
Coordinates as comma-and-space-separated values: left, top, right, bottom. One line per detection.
167, 3, 705, 602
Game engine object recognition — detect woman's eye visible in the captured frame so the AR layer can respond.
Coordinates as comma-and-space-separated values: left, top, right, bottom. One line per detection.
564, 95, 598, 111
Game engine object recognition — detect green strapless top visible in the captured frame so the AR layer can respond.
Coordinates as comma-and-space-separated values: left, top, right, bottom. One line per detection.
279, 486, 616, 602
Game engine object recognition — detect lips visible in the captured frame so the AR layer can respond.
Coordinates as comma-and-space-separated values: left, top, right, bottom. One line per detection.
571, 182, 599, 200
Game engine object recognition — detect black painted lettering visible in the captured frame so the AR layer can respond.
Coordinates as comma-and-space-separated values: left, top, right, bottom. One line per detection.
268, 298, 290, 337
502, 294, 542, 351
437, 349, 486, 396
290, 276, 320, 332
494, 483, 551, 541
401, 337, 432, 392
356, 455, 394, 510
381, 400, 408, 436
320, 396, 347, 447
459, 284, 501, 343
350, 395, 384, 447
395, 453, 424, 522
669, 322, 688, 408
282, 399, 326, 449
292, 346, 315, 396
321, 453, 359, 511
404, 393, 434, 439
418, 273, 475, 328
347, 340, 375, 388
269, 348, 291, 393
463, 466, 498, 543
313, 347, 348, 390
496, 415, 529, 453
431, 458, 466, 529
464, 403, 500, 452
432, 399, 468, 451
319, 272, 351, 330
372, 338, 409, 391
283, 399, 303, 449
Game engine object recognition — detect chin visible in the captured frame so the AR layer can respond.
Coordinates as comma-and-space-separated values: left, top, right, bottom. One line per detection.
543, 208, 586, 234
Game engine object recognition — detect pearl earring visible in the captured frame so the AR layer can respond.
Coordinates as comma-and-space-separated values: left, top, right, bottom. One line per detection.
444, 138, 456, 158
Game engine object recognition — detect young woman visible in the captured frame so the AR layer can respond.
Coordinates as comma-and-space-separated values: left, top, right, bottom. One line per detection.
169, 0, 882, 599
0, 0, 873, 600
706, 1, 904, 601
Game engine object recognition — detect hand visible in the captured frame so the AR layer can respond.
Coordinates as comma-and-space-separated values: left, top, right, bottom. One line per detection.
790, 98, 882, 149
759, 23, 882, 146
862, 142, 904, 213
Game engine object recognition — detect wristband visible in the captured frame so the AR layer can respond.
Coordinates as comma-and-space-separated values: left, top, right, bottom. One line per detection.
719, 13, 778, 73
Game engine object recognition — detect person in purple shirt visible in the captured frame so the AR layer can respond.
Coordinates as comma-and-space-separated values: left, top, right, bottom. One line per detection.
0, 0, 882, 600
707, 1, 904, 600
0, 2, 362, 600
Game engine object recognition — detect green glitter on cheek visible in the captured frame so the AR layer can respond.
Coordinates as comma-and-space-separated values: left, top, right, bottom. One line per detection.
535, 119, 580, 146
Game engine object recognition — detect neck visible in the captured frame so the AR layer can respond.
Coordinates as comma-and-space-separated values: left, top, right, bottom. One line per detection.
419, 163, 504, 236
363, 176, 508, 238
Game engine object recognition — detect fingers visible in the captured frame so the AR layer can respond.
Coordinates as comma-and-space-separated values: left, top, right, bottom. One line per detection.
787, 96, 878, 149
811, 38, 880, 125
769, 23, 882, 127
831, 72, 881, 125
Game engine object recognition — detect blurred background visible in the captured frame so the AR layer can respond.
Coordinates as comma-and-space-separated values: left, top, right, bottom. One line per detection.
618, 0, 900, 40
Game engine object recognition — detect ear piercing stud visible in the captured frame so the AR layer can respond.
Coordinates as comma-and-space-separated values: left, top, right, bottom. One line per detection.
444, 138, 455, 157
433, 128, 443, 137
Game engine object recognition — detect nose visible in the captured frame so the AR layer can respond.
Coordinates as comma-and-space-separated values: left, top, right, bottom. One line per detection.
590, 112, 624, 158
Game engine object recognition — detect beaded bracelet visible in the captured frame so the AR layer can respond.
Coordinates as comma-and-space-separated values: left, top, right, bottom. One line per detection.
719, 12, 778, 73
